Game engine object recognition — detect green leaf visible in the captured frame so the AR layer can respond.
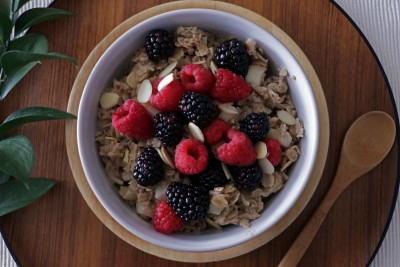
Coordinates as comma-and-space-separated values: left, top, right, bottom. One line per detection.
0, 34, 48, 99
0, 107, 77, 136
9, 33, 48, 53
0, 0, 12, 18
0, 170, 9, 184
1, 50, 77, 75
0, 178, 56, 216
0, 41, 4, 55
0, 61, 36, 99
15, 7, 77, 36
0, 11, 12, 45
0, 135, 34, 185
16, 0, 32, 10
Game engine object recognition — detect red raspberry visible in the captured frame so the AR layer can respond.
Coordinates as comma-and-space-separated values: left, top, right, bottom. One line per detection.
180, 64, 215, 94
217, 129, 256, 166
264, 138, 282, 166
202, 119, 230, 145
153, 200, 185, 234
175, 139, 208, 175
211, 68, 251, 102
150, 78, 184, 111
112, 99, 154, 140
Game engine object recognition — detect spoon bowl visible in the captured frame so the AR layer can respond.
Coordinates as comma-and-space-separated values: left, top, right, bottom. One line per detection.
343, 111, 395, 168
279, 111, 396, 267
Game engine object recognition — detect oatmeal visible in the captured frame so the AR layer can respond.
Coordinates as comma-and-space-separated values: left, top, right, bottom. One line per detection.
96, 26, 303, 232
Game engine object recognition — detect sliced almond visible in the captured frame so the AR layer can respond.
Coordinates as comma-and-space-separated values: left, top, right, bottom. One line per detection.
267, 128, 292, 148
137, 79, 152, 103
266, 174, 275, 187
161, 147, 175, 169
188, 122, 204, 143
158, 61, 177, 78
206, 218, 223, 230
240, 194, 250, 206
258, 158, 275, 174
142, 103, 159, 117
277, 110, 296, 125
155, 147, 166, 161
123, 149, 129, 164
110, 176, 124, 185
193, 60, 206, 65
245, 63, 267, 86
99, 92, 119, 109
221, 162, 233, 180
210, 61, 218, 76
255, 141, 268, 159
281, 160, 294, 172
217, 102, 239, 115
126, 69, 138, 88
157, 73, 174, 92
244, 38, 257, 50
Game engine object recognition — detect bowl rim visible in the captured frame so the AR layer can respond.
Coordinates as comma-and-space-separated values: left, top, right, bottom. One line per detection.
78, 5, 319, 251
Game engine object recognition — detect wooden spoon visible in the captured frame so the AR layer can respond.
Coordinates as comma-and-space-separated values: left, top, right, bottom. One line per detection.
278, 111, 396, 267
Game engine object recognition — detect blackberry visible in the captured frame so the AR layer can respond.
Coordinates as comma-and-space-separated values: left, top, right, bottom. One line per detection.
213, 38, 251, 77
189, 156, 229, 190
166, 182, 210, 221
133, 147, 164, 186
178, 91, 218, 128
154, 112, 184, 147
239, 112, 270, 142
231, 163, 263, 190
145, 29, 174, 61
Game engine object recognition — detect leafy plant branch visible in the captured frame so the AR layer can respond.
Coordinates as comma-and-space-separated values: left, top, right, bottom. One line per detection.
0, 0, 78, 216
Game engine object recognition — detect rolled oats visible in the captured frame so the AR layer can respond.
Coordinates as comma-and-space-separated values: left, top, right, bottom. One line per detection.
96, 26, 304, 231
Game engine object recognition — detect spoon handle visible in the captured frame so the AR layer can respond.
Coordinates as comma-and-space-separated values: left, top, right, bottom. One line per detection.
277, 179, 344, 267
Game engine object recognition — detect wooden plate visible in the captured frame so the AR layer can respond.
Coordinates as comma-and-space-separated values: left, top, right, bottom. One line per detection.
65, 1, 329, 262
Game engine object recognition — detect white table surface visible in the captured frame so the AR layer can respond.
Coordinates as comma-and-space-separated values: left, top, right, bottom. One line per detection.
1, 0, 399, 266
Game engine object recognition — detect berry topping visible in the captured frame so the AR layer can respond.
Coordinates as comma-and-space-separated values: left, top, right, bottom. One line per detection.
153, 200, 185, 234
145, 29, 174, 61
166, 182, 210, 221
217, 129, 257, 167
239, 112, 270, 142
178, 91, 218, 128
112, 99, 154, 140
264, 138, 282, 166
174, 139, 208, 175
180, 64, 215, 94
202, 119, 231, 145
150, 78, 184, 111
189, 156, 229, 190
154, 112, 184, 147
213, 38, 251, 77
133, 147, 164, 186
231, 163, 263, 190
211, 68, 251, 102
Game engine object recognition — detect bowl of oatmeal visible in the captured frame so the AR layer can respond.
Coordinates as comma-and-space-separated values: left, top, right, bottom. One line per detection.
77, 8, 319, 252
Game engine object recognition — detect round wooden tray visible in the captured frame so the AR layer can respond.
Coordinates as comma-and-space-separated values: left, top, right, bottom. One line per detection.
65, 1, 329, 262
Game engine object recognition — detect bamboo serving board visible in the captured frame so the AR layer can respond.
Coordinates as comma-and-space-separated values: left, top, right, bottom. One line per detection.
0, 0, 397, 266
65, 1, 329, 262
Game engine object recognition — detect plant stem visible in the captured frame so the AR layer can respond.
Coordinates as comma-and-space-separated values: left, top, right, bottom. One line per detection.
0, 69, 4, 101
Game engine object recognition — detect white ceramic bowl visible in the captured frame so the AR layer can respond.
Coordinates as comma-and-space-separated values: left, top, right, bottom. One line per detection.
77, 8, 319, 252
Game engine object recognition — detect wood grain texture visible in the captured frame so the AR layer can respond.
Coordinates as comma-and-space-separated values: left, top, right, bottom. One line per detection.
278, 111, 396, 267
65, 1, 329, 262
0, 0, 397, 266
